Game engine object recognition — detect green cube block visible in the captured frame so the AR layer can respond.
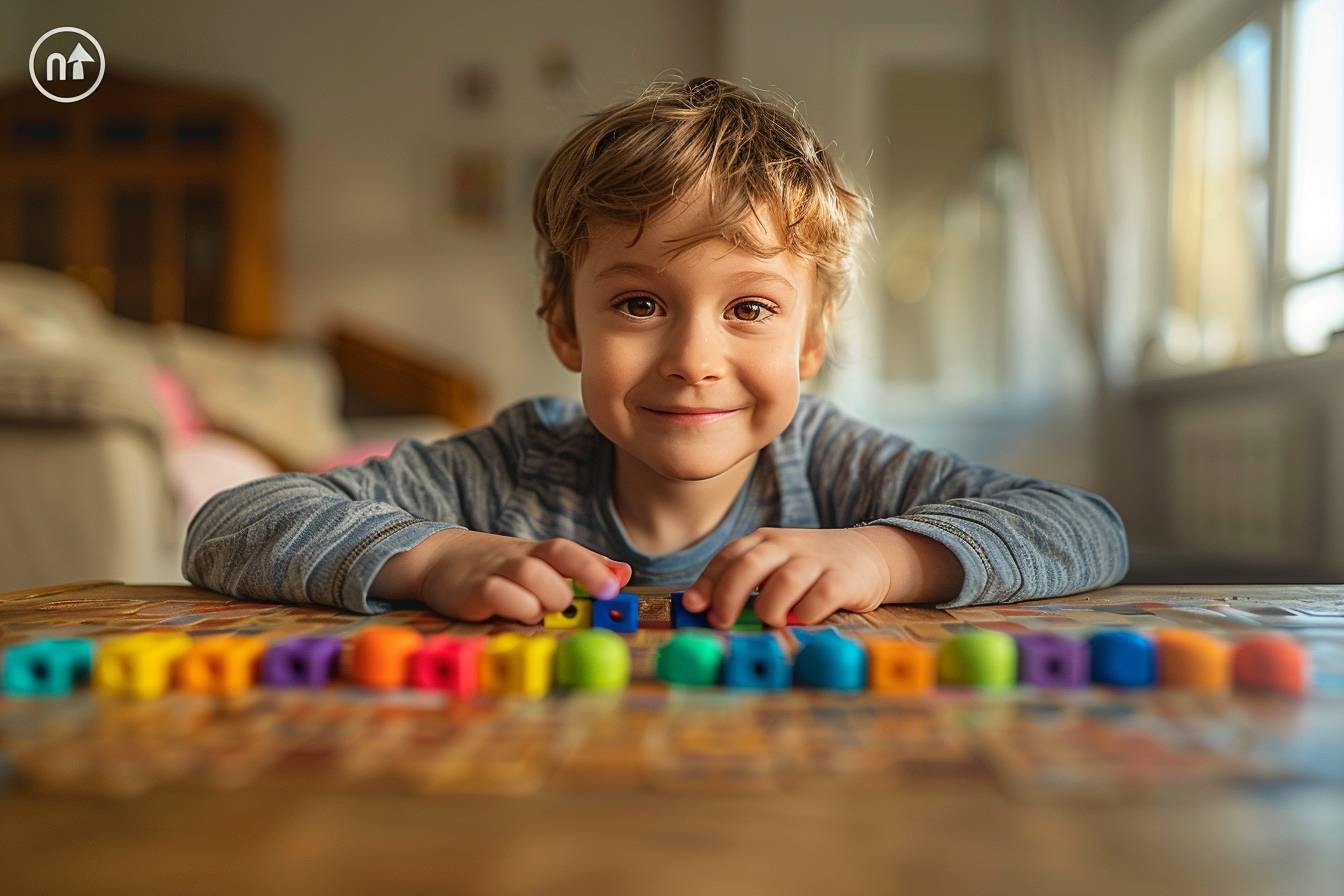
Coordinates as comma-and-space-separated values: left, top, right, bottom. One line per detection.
937, 631, 1018, 689
656, 632, 725, 686
556, 629, 630, 692
731, 603, 763, 631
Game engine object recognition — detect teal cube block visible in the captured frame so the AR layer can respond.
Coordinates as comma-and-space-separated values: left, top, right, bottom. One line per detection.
3, 638, 95, 697
793, 630, 866, 691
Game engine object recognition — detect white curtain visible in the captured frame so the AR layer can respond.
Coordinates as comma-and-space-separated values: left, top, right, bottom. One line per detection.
1004, 0, 1113, 386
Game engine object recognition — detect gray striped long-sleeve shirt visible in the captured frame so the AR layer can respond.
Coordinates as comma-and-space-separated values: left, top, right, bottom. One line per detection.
182, 394, 1129, 614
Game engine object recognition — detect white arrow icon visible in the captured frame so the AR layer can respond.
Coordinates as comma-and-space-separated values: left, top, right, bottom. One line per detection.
68, 43, 93, 79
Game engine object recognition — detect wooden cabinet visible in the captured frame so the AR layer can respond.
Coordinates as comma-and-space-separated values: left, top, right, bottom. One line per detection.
0, 71, 280, 337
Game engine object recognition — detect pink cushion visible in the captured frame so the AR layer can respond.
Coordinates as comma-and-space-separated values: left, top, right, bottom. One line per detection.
150, 365, 206, 441
313, 440, 400, 472
166, 432, 280, 526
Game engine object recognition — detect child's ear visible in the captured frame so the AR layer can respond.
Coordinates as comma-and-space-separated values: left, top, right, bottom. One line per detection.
546, 309, 583, 372
799, 309, 831, 380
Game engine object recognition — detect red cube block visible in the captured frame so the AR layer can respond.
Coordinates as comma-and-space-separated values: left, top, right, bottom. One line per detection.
408, 636, 485, 697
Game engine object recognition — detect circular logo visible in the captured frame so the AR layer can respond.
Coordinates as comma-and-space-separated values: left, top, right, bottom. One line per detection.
29, 27, 106, 103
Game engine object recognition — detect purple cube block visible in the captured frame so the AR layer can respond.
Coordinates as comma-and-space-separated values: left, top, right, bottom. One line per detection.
1015, 632, 1089, 688
260, 636, 343, 687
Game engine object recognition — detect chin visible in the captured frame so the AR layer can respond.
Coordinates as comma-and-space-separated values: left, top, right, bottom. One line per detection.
641, 451, 745, 483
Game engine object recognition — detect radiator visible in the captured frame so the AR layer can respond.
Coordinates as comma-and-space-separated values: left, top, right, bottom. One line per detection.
1163, 400, 1321, 564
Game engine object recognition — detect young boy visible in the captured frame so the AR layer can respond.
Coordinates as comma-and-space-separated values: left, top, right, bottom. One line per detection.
183, 76, 1129, 629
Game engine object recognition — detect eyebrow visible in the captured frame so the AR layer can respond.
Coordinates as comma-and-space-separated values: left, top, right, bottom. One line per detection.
594, 261, 796, 296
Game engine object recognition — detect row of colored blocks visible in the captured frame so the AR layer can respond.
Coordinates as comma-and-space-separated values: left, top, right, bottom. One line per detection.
1, 625, 1309, 700
0, 628, 632, 700
545, 587, 763, 631
660, 628, 1308, 695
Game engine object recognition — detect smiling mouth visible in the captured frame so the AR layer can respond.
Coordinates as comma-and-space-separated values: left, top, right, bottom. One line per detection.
643, 407, 743, 425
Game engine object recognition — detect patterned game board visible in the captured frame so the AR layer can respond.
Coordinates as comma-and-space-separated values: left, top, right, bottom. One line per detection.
2, 582, 1343, 800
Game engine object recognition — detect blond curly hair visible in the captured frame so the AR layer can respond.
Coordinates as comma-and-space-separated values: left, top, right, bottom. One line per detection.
532, 76, 873, 340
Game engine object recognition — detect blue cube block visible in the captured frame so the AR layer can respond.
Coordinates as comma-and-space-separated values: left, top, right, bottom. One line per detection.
1089, 630, 1156, 688
794, 631, 867, 691
724, 634, 791, 690
591, 592, 639, 633
2, 638, 95, 697
670, 591, 709, 629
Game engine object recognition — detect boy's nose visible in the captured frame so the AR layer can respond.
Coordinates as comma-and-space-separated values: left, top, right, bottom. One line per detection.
659, 319, 725, 384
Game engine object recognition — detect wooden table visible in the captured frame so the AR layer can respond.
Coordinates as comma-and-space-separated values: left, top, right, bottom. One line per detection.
2, 581, 1342, 896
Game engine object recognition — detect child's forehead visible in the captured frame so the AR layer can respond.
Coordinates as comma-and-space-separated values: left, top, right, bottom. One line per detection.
579, 202, 805, 278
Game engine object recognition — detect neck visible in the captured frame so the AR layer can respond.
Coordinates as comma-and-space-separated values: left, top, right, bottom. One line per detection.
611, 447, 759, 555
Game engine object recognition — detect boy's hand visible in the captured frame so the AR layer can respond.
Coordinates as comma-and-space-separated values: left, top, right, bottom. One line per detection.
678, 527, 898, 628
397, 529, 631, 623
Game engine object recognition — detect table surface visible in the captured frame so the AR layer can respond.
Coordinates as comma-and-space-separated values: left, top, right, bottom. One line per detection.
2, 580, 1343, 896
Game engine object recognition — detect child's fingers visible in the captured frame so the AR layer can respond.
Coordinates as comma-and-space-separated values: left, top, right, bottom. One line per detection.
751, 559, 823, 628
786, 571, 846, 626
477, 574, 548, 624
496, 554, 576, 613
682, 531, 767, 611
531, 539, 621, 600
705, 541, 790, 629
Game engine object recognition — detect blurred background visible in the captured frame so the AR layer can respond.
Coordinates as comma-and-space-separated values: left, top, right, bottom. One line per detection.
0, 0, 1340, 593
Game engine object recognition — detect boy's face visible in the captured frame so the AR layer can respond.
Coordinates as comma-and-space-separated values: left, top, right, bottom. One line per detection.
550, 190, 827, 482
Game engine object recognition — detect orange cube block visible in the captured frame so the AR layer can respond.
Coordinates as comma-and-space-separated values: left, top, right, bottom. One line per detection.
865, 639, 936, 695
1233, 634, 1309, 696
350, 626, 423, 690
1155, 629, 1231, 692
176, 636, 267, 696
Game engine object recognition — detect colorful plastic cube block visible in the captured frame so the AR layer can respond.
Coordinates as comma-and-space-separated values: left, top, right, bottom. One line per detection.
1155, 629, 1230, 692
731, 602, 764, 632
513, 636, 558, 698
1232, 634, 1309, 697
176, 636, 266, 697
1089, 630, 1155, 687
259, 636, 343, 687
408, 635, 485, 697
2, 638, 94, 697
349, 626, 423, 690
591, 592, 639, 633
544, 597, 592, 630
865, 638, 935, 695
723, 634, 790, 690
656, 632, 725, 687
794, 630, 866, 691
671, 591, 709, 629
555, 629, 630, 692
481, 633, 526, 694
937, 630, 1017, 689
1015, 632, 1089, 688
94, 632, 194, 699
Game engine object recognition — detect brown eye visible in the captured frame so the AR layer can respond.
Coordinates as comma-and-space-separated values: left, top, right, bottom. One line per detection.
731, 301, 771, 322
619, 297, 657, 317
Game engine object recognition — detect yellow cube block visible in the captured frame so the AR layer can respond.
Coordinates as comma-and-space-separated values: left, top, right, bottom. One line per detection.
176, 636, 267, 697
481, 633, 525, 694
544, 597, 592, 630
94, 632, 194, 699
516, 636, 557, 699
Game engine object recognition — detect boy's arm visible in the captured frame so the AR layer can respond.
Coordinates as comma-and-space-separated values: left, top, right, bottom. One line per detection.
182, 413, 525, 614
804, 402, 1130, 608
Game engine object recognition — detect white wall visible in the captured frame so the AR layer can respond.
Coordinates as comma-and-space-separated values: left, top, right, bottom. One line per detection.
5, 0, 717, 411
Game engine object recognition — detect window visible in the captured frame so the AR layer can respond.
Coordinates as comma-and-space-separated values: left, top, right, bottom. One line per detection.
1164, 0, 1344, 367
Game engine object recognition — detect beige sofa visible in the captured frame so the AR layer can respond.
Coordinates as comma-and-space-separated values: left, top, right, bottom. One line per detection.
0, 263, 456, 593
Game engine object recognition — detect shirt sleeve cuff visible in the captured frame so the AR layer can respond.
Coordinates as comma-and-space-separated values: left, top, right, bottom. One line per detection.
858, 515, 1017, 609
315, 519, 464, 614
